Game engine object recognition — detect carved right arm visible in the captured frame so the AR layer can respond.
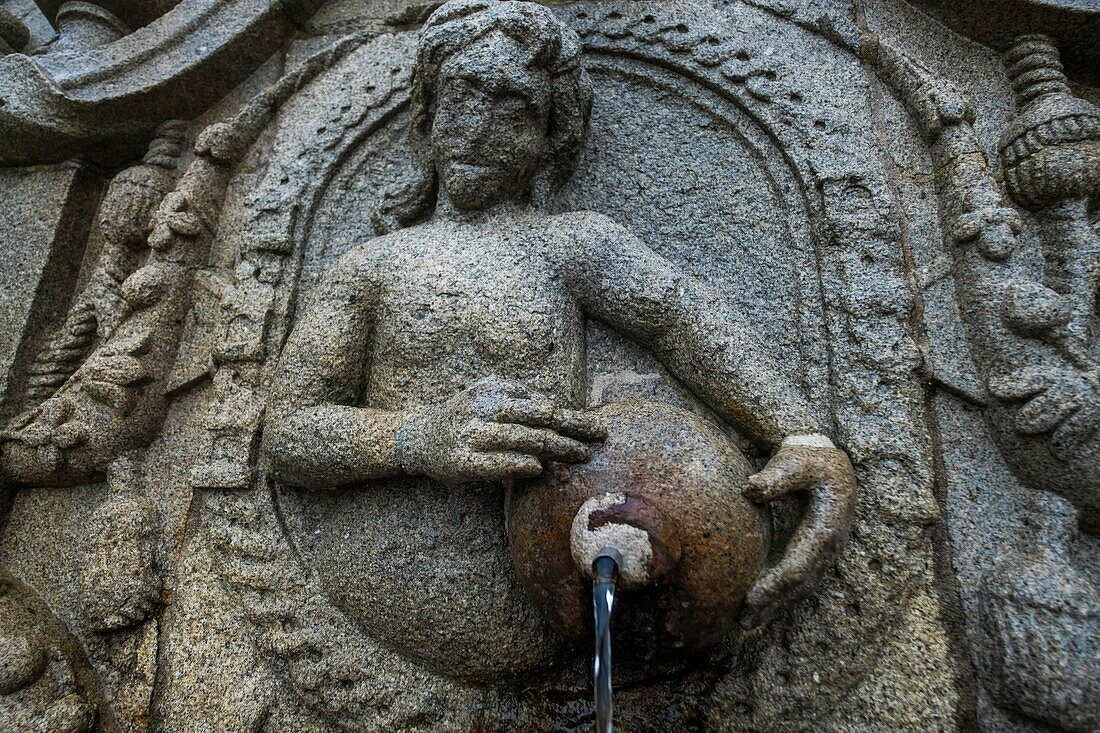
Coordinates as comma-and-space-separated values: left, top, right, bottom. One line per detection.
553, 212, 857, 627
265, 249, 605, 489
554, 212, 824, 448
263, 254, 404, 489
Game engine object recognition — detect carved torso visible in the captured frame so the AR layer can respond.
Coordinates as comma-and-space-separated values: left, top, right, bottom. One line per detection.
287, 208, 602, 682
364, 209, 588, 409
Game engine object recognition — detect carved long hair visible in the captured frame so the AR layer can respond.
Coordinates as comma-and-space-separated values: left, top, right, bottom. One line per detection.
372, 0, 593, 233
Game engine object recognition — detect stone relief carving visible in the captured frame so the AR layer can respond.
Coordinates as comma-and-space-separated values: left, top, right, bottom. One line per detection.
874, 30, 1099, 530
78, 451, 164, 632
977, 494, 1099, 733
0, 0, 1096, 731
20, 121, 187, 406
2, 122, 228, 486
0, 0, 327, 165
265, 0, 857, 640
197, 3, 941, 730
871, 26, 1099, 733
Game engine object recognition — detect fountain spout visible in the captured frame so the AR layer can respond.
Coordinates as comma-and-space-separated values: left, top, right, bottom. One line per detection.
507, 401, 770, 668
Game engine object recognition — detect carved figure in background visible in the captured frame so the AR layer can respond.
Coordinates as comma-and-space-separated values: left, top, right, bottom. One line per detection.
873, 32, 1099, 733
0, 34, 352, 489
991, 35, 1100, 484
266, 0, 856, 681
874, 33, 1099, 533
0, 34, 375, 733
24, 121, 187, 405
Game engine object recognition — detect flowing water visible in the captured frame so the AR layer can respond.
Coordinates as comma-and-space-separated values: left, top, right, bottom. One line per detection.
592, 551, 620, 733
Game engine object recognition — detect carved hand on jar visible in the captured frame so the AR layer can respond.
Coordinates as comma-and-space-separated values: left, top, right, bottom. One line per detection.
397, 377, 606, 484
741, 435, 858, 627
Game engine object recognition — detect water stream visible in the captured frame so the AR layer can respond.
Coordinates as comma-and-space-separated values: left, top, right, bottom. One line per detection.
592, 548, 621, 733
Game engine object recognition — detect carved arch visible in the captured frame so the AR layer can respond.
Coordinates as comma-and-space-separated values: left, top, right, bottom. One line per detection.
204, 6, 938, 730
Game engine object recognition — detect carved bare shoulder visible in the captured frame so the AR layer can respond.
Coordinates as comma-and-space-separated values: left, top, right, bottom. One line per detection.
543, 210, 642, 274
311, 234, 401, 307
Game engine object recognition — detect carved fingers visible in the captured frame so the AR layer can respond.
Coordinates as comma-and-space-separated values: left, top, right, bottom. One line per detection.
740, 438, 857, 629
468, 423, 592, 464
457, 451, 544, 481
990, 366, 1100, 458
399, 410, 548, 483
491, 399, 606, 442
397, 377, 605, 484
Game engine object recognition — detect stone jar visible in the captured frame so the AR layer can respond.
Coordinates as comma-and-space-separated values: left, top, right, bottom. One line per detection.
507, 401, 769, 671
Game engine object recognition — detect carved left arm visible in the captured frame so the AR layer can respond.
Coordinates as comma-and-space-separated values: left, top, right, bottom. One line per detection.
556, 213, 856, 626
557, 213, 823, 447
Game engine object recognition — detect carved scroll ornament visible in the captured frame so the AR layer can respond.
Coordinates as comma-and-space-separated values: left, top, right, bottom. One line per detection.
0, 0, 328, 166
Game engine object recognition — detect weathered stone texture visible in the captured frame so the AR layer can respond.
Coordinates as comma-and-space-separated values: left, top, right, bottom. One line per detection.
0, 1, 1096, 732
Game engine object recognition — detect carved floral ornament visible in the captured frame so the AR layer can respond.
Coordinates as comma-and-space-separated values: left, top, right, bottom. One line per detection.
0, 1, 1095, 732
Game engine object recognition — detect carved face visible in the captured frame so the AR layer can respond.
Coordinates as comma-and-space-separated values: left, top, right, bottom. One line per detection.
429, 33, 551, 212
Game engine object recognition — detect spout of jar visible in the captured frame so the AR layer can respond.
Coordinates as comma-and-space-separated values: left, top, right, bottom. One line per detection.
570, 492, 680, 590
592, 547, 623, 584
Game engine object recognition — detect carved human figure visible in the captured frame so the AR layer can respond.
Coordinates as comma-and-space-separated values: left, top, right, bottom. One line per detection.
265, 0, 857, 680
874, 35, 1100, 535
